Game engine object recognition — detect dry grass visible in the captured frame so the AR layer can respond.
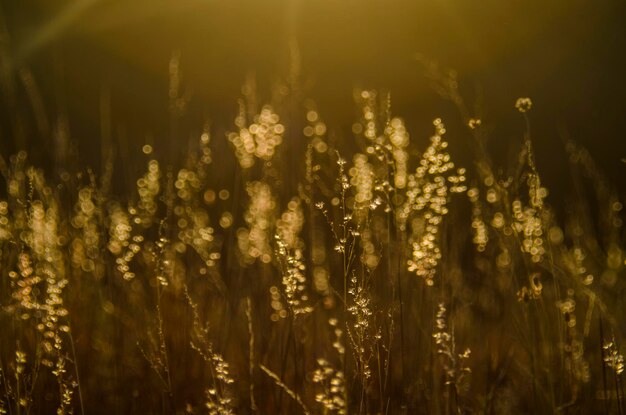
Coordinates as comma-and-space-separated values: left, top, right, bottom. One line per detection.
0, 57, 625, 415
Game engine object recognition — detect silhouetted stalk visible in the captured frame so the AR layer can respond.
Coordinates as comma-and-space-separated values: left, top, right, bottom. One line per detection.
600, 316, 610, 415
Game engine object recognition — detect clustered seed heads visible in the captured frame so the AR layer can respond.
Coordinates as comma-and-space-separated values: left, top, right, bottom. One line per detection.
108, 202, 132, 255
108, 200, 148, 282
228, 105, 284, 168
312, 358, 346, 415
405, 119, 466, 285
468, 187, 489, 252
187, 292, 235, 414
206, 387, 234, 415
329, 318, 346, 355
603, 339, 625, 376
556, 291, 590, 385
173, 160, 220, 269
347, 274, 373, 337
0, 201, 10, 242
512, 197, 546, 264
275, 234, 313, 316
433, 303, 471, 393
175, 168, 201, 202
310, 318, 346, 413
9, 253, 41, 312
385, 117, 410, 189
359, 227, 380, 270
304, 107, 329, 154
136, 159, 161, 227
153, 236, 172, 287
269, 285, 288, 321
310, 201, 330, 297
515, 97, 533, 113
562, 246, 594, 286
353, 90, 381, 150
517, 272, 543, 302
468, 118, 482, 129
277, 197, 304, 250
71, 183, 101, 275
4, 167, 78, 413
347, 273, 378, 382
349, 153, 375, 212
15, 350, 26, 375
174, 201, 217, 260
238, 181, 276, 264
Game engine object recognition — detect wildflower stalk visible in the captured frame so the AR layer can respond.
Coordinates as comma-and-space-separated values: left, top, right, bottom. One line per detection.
246, 297, 257, 413
68, 330, 85, 415
260, 364, 310, 415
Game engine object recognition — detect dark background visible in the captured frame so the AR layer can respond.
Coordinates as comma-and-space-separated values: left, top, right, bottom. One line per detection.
1, 0, 625, 197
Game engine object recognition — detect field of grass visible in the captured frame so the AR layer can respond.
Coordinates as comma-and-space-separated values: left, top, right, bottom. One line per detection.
1, 42, 625, 414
